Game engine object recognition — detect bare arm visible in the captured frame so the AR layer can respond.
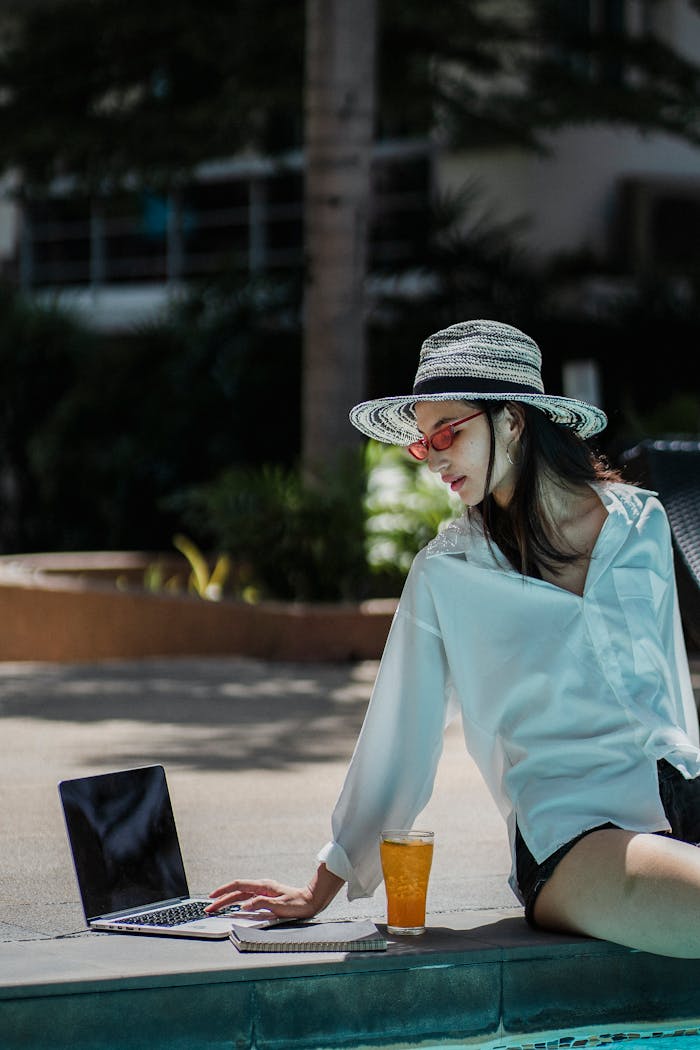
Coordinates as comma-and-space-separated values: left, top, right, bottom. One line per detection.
205, 862, 345, 919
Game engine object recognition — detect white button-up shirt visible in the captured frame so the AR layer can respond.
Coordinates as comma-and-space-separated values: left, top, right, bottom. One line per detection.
318, 483, 699, 903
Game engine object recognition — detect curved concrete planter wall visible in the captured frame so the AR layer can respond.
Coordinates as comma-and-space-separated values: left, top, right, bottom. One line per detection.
0, 553, 397, 663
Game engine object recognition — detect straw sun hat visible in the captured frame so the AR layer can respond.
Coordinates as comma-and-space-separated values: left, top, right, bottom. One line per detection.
349, 319, 607, 445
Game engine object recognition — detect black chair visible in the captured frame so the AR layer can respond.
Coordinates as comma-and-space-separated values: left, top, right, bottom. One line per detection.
620, 439, 700, 653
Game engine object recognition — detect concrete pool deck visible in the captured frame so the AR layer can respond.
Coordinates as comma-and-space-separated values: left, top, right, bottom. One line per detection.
2, 655, 700, 1049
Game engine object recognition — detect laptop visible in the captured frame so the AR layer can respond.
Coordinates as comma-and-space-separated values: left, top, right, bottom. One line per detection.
59, 764, 271, 939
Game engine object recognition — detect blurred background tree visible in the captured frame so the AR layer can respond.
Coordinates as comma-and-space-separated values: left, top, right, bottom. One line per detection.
302, 0, 377, 481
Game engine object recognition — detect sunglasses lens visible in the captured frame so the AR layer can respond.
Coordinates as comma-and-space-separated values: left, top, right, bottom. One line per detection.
432, 429, 453, 451
407, 442, 428, 460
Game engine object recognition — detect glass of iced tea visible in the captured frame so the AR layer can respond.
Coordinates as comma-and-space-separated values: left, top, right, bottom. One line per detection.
379, 829, 434, 935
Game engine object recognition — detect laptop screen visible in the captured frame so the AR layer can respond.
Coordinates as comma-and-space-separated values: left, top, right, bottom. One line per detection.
59, 765, 190, 921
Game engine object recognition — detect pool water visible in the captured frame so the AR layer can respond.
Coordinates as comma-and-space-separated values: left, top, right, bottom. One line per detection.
389, 1021, 700, 1050
483, 1023, 700, 1050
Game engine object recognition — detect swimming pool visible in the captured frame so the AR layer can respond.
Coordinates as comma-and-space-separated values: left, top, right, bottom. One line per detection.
378, 1021, 700, 1050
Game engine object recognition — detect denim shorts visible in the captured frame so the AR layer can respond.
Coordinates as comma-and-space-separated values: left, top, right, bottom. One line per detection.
515, 760, 700, 926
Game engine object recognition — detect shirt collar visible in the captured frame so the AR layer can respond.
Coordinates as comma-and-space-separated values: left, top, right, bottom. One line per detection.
425, 482, 658, 584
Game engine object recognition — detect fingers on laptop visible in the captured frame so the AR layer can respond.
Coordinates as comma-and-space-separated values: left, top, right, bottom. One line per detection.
206, 879, 313, 917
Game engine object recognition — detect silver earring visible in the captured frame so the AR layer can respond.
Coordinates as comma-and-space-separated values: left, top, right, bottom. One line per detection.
506, 440, 517, 466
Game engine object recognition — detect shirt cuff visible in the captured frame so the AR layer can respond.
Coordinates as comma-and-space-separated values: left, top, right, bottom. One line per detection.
317, 840, 374, 901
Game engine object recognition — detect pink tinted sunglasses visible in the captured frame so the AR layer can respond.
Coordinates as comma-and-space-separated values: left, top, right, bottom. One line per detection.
407, 410, 484, 461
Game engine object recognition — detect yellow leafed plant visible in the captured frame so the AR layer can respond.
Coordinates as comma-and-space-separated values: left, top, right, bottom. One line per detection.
173, 533, 231, 601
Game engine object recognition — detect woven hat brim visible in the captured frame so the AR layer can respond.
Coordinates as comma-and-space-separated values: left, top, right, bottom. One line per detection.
350, 391, 608, 445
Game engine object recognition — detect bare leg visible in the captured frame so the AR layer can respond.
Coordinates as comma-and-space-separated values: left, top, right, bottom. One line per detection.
534, 828, 700, 958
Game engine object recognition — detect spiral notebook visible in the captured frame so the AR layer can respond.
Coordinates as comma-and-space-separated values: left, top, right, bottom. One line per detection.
229, 919, 387, 953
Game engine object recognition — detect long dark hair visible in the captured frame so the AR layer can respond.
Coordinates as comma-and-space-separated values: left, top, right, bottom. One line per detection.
476, 402, 621, 578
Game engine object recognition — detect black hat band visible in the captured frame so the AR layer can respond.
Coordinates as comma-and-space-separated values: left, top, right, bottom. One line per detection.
413, 376, 542, 396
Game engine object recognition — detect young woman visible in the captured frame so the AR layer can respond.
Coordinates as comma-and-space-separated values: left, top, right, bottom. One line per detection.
207, 319, 700, 958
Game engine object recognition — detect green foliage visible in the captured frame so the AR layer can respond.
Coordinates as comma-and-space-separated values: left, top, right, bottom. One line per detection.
27, 273, 301, 551
167, 442, 465, 602
378, 0, 539, 148
533, 1, 700, 144
364, 442, 461, 579
0, 273, 301, 553
168, 453, 369, 602
2, 0, 700, 191
0, 0, 305, 190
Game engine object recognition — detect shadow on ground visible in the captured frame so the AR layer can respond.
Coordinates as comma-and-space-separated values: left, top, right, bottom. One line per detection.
0, 657, 377, 773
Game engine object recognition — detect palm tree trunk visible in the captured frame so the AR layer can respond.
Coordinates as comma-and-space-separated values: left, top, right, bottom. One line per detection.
302, 0, 377, 479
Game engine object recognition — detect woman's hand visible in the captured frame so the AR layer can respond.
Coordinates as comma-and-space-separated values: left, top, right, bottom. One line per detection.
205, 878, 317, 919
205, 863, 345, 918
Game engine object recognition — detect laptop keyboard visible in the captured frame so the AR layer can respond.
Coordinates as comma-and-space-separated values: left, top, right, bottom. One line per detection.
118, 901, 240, 927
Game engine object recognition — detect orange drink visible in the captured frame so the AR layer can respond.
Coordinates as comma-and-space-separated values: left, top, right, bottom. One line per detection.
379, 829, 434, 935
